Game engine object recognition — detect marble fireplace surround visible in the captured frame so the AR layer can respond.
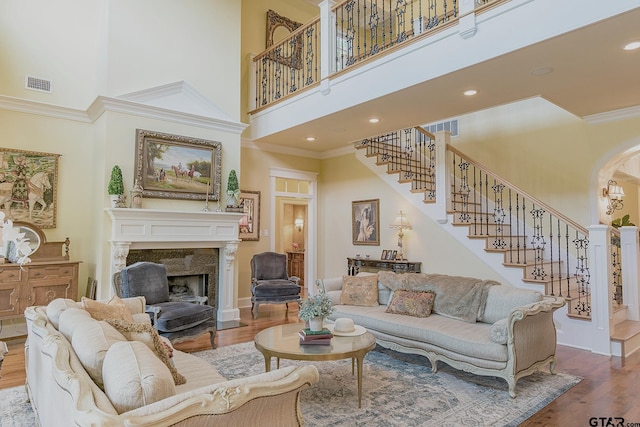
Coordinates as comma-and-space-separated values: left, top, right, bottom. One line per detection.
105, 208, 244, 323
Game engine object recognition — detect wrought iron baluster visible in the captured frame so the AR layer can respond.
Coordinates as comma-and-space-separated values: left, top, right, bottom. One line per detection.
573, 232, 590, 316
530, 205, 547, 280
492, 181, 506, 249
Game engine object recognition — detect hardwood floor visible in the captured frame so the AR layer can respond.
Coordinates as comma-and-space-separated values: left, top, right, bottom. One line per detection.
2, 305, 639, 426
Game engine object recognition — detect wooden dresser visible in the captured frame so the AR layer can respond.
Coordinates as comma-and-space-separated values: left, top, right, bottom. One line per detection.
0, 222, 79, 320
287, 251, 304, 286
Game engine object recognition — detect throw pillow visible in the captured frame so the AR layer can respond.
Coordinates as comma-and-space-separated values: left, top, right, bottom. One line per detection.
82, 296, 134, 322
386, 289, 436, 318
102, 341, 176, 413
340, 275, 379, 306
489, 317, 509, 344
71, 319, 127, 388
105, 319, 186, 385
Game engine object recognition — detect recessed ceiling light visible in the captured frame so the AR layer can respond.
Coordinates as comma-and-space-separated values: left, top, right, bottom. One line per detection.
463, 90, 477, 96
531, 66, 554, 76
623, 41, 640, 51
306, 137, 316, 142
369, 118, 380, 123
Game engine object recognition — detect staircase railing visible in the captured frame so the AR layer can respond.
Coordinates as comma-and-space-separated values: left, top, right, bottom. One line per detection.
251, 0, 510, 112
447, 145, 592, 317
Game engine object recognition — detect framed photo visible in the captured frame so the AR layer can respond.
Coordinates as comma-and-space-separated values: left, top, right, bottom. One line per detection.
380, 250, 388, 260
0, 147, 60, 229
391, 250, 398, 260
239, 190, 260, 241
352, 199, 379, 246
134, 129, 222, 201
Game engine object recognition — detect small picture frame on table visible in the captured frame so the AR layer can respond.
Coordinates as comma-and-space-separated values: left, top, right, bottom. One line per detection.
391, 250, 398, 260
380, 250, 388, 260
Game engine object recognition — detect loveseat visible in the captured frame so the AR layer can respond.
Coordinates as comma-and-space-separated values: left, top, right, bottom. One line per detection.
24, 296, 319, 427
320, 271, 565, 397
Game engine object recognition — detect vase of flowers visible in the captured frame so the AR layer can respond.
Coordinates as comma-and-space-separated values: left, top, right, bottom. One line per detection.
298, 290, 334, 332
0, 212, 32, 266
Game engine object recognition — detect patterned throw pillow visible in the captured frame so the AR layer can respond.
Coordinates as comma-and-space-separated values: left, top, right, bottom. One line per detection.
386, 289, 436, 318
82, 296, 134, 322
340, 275, 379, 306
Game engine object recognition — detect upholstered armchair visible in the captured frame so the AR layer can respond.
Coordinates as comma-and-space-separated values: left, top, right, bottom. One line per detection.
250, 252, 302, 319
112, 261, 217, 348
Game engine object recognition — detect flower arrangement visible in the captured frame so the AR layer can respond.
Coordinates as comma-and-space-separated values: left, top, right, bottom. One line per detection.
298, 291, 334, 321
0, 212, 32, 266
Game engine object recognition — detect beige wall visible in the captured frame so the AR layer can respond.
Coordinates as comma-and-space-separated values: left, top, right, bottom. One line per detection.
0, 1, 242, 301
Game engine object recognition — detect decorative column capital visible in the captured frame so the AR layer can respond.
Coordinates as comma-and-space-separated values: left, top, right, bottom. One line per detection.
223, 241, 240, 270
111, 241, 131, 272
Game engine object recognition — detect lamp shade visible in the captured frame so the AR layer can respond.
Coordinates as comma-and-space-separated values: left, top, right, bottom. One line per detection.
390, 210, 411, 229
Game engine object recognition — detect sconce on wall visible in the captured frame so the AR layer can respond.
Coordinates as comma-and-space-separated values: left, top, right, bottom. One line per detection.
603, 179, 625, 215
390, 210, 412, 260
295, 218, 304, 231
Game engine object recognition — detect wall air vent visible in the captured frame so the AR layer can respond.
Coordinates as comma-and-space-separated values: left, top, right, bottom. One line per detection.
25, 75, 52, 93
424, 119, 458, 137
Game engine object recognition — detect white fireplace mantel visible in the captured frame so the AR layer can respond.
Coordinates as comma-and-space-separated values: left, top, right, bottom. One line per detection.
105, 208, 244, 323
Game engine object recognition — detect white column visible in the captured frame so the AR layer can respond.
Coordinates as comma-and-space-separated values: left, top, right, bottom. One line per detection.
319, 0, 336, 94
620, 226, 640, 321
218, 241, 240, 323
458, 0, 478, 39
434, 130, 451, 224
588, 224, 613, 356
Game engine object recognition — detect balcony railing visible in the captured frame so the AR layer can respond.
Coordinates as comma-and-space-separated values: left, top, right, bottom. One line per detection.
251, 0, 508, 112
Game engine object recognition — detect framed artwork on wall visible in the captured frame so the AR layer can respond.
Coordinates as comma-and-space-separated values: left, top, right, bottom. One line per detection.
0, 147, 60, 229
352, 198, 380, 246
134, 129, 222, 201
239, 190, 260, 241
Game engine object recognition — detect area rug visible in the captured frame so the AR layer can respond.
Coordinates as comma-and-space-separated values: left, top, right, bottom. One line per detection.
0, 342, 581, 427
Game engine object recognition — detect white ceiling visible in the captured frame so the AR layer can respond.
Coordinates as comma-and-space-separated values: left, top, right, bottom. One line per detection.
250, 7, 640, 153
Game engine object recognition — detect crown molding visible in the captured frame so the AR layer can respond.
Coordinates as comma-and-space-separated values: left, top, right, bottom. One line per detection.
0, 95, 91, 122
584, 105, 640, 125
0, 93, 247, 134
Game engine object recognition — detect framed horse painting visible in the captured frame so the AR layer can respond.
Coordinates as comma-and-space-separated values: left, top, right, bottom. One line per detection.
0, 148, 60, 229
134, 129, 222, 201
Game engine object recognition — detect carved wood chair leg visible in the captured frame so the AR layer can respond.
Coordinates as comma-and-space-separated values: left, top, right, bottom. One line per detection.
209, 331, 216, 349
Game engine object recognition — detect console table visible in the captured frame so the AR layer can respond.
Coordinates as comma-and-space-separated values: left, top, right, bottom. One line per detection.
347, 257, 421, 275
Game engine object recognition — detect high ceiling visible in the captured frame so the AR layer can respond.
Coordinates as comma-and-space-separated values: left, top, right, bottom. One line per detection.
251, 7, 640, 153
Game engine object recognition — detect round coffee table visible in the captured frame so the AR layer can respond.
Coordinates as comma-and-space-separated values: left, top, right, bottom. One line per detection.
254, 322, 376, 408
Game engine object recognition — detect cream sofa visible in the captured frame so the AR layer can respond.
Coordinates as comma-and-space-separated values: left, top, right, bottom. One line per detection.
320, 271, 565, 398
24, 297, 319, 427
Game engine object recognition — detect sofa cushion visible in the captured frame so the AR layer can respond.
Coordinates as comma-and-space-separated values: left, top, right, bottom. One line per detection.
58, 307, 93, 341
340, 275, 378, 306
82, 296, 134, 322
102, 341, 176, 413
153, 302, 214, 333
46, 298, 81, 329
483, 285, 542, 324
489, 318, 509, 344
71, 319, 127, 388
386, 289, 435, 318
105, 319, 186, 385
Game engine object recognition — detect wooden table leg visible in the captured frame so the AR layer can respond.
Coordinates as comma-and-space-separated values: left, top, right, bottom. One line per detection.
263, 354, 272, 372
356, 355, 364, 408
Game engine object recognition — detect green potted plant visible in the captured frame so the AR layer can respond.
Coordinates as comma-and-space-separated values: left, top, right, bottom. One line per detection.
298, 291, 335, 331
108, 165, 127, 208
226, 169, 240, 209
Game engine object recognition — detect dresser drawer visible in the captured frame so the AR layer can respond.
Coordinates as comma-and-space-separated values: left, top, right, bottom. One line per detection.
28, 265, 75, 280
0, 268, 23, 282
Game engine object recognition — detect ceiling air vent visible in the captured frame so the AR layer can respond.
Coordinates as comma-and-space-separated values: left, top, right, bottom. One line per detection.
25, 75, 52, 93
424, 119, 458, 137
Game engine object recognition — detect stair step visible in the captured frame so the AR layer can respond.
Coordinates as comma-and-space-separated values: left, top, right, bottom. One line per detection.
611, 320, 640, 341
566, 313, 592, 321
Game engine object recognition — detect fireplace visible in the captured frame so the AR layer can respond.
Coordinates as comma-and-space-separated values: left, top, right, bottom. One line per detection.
105, 208, 243, 324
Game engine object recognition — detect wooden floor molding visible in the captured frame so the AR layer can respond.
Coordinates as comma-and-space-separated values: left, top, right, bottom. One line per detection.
2, 305, 639, 426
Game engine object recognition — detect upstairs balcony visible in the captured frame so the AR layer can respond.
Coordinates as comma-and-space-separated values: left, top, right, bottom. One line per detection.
246, 0, 640, 153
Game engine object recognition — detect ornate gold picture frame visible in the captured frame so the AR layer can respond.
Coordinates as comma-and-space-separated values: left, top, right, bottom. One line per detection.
352, 199, 380, 246
266, 9, 303, 69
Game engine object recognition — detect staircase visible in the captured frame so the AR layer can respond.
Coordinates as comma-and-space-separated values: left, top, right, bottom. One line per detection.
357, 127, 593, 321
356, 127, 640, 356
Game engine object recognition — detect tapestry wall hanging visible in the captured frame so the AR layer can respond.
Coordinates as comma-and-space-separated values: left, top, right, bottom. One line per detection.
0, 148, 60, 229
